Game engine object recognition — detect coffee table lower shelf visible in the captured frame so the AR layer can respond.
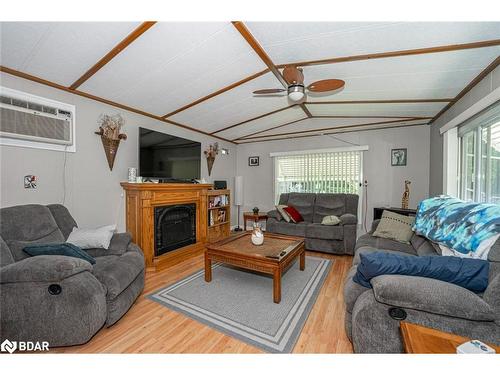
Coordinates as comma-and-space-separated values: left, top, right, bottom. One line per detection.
204, 232, 305, 304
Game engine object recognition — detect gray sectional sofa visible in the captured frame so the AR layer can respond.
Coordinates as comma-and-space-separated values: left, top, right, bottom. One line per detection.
267, 193, 358, 255
0, 204, 145, 347
344, 219, 500, 353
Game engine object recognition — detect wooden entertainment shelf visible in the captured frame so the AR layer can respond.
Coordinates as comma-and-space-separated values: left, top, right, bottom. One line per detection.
120, 182, 231, 271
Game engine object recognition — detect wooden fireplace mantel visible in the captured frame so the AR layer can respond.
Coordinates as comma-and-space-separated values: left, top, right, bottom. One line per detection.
120, 182, 213, 271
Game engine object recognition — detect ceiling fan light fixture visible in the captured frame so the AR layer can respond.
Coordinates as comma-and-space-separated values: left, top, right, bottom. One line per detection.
287, 84, 305, 102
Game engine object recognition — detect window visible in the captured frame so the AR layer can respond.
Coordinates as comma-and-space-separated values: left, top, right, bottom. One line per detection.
459, 102, 500, 203
273, 147, 365, 204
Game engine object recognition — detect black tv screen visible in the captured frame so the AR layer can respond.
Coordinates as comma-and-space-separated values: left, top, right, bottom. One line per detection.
139, 127, 201, 181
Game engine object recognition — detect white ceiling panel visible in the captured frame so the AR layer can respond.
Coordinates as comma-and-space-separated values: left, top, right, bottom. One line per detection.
79, 22, 267, 115
246, 22, 500, 65
0, 22, 140, 86
237, 120, 429, 143
303, 47, 500, 101
307, 102, 447, 118
216, 106, 306, 140
170, 72, 287, 132
244, 117, 419, 138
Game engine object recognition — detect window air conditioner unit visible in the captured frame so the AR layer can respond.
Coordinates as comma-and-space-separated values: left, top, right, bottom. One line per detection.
0, 87, 74, 148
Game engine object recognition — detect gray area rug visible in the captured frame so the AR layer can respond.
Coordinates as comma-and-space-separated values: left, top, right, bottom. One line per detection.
148, 256, 332, 353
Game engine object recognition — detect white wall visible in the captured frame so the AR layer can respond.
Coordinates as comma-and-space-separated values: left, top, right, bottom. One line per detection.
429, 65, 500, 196
236, 124, 430, 229
0, 73, 238, 230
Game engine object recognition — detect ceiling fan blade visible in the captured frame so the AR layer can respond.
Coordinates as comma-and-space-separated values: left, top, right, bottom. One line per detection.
253, 88, 287, 94
283, 66, 304, 85
307, 79, 345, 92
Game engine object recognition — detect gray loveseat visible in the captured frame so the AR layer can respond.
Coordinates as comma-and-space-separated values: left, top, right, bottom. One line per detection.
267, 193, 358, 255
0, 204, 145, 347
344, 219, 500, 353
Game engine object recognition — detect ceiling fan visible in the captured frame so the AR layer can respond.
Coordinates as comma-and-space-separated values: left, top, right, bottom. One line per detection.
253, 66, 345, 103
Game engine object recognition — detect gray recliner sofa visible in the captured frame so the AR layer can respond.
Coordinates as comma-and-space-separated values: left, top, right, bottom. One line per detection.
0, 204, 145, 347
267, 193, 358, 255
344, 219, 500, 353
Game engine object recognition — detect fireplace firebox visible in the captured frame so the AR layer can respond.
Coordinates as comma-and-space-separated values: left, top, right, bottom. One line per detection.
154, 204, 196, 256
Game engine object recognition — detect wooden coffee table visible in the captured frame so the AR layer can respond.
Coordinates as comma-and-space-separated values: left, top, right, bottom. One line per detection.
400, 322, 500, 353
204, 232, 305, 303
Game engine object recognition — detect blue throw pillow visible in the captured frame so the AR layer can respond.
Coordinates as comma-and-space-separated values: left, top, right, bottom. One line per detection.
23, 243, 96, 265
353, 252, 489, 293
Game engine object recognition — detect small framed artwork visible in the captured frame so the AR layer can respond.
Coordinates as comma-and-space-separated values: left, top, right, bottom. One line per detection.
391, 148, 407, 166
248, 156, 260, 166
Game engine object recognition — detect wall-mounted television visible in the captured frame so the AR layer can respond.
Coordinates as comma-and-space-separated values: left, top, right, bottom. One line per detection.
139, 127, 201, 182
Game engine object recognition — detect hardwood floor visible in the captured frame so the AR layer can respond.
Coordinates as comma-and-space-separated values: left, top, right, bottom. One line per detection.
52, 251, 354, 353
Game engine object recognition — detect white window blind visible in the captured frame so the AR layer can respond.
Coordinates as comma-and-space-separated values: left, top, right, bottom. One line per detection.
274, 150, 363, 203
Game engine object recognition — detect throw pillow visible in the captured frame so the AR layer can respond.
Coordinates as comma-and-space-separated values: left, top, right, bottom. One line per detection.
352, 252, 489, 293
23, 243, 96, 265
66, 224, 116, 249
275, 205, 292, 223
283, 205, 304, 223
373, 211, 415, 244
321, 215, 340, 226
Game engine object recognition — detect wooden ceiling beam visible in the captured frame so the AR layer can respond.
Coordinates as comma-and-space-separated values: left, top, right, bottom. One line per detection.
233, 117, 309, 140
211, 105, 296, 135
306, 99, 454, 104
239, 118, 426, 140
69, 22, 156, 90
236, 122, 429, 144
313, 115, 433, 119
231, 21, 311, 119
276, 39, 500, 68
0, 66, 236, 144
429, 55, 500, 125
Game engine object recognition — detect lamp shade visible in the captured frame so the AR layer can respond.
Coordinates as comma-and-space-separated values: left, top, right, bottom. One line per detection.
234, 176, 243, 206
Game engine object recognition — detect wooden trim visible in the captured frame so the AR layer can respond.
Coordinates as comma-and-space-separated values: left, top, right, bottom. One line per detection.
211, 105, 296, 134
162, 68, 269, 118
300, 103, 313, 117
232, 21, 288, 88
429, 55, 500, 125
236, 123, 429, 144
239, 118, 425, 140
232, 21, 311, 120
306, 99, 454, 104
0, 66, 236, 144
163, 39, 500, 120
233, 117, 309, 140
69, 22, 156, 90
313, 115, 433, 119
276, 39, 500, 68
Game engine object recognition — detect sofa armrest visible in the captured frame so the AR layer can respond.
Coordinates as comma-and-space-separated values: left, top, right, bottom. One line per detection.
371, 275, 495, 321
267, 210, 282, 221
340, 213, 357, 225
0, 255, 92, 283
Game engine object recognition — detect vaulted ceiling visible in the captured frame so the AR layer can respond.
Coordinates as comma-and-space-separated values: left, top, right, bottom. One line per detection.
1, 21, 499, 144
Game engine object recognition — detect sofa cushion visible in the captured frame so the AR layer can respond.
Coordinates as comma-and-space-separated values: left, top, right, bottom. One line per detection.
345, 194, 359, 216
47, 204, 78, 239
343, 265, 370, 314
313, 194, 345, 223
306, 223, 344, 240
6, 229, 66, 261
269, 221, 308, 237
0, 236, 14, 267
287, 193, 316, 222
278, 193, 289, 205
355, 233, 417, 255
92, 251, 144, 300
0, 204, 62, 242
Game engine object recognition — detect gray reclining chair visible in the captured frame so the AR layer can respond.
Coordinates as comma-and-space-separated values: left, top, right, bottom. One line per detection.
344, 219, 500, 353
0, 204, 145, 347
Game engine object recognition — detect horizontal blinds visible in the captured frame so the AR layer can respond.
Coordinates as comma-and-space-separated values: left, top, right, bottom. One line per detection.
275, 151, 362, 199
458, 101, 500, 137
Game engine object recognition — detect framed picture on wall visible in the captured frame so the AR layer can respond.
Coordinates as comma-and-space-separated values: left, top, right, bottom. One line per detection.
391, 148, 407, 166
248, 156, 260, 166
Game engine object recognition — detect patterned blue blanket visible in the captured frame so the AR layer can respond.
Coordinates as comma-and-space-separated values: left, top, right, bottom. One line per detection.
413, 196, 500, 257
